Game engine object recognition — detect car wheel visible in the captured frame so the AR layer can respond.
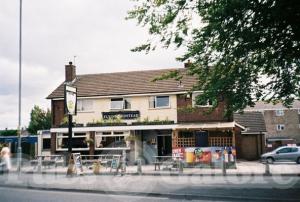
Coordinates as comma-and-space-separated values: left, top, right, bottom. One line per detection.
297, 157, 300, 164
266, 157, 274, 164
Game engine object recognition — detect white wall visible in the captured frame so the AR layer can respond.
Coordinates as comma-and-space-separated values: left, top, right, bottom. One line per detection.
73, 94, 178, 125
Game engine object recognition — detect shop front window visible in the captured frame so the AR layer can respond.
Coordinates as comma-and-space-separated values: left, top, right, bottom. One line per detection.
56, 133, 89, 150
95, 131, 129, 149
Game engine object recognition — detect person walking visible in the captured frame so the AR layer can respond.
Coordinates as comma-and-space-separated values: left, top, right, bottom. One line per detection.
1, 143, 12, 172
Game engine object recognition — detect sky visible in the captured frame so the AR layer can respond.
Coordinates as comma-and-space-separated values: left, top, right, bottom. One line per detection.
0, 0, 184, 130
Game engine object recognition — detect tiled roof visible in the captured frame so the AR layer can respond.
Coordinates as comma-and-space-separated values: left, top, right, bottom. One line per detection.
47, 68, 197, 99
234, 112, 266, 133
244, 100, 300, 111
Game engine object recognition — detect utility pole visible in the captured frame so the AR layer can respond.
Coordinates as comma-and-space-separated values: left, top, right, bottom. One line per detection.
17, 0, 23, 173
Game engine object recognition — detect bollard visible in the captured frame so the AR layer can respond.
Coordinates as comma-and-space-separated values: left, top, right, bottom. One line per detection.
265, 162, 270, 175
137, 158, 142, 175
222, 153, 226, 176
178, 160, 183, 174
37, 157, 42, 173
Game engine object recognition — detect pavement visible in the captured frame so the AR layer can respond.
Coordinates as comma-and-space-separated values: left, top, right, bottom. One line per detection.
0, 172, 300, 201
0, 161, 299, 201
9, 160, 300, 176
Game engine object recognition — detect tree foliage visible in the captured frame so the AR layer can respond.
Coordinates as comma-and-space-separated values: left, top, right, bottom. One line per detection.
127, 0, 300, 116
0, 130, 17, 136
27, 105, 51, 134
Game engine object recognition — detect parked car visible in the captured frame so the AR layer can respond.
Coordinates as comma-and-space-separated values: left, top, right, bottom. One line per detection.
261, 146, 300, 164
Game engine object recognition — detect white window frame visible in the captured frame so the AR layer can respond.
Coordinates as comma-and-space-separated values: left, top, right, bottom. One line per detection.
192, 92, 212, 107
95, 131, 130, 150
56, 132, 89, 151
149, 96, 170, 109
110, 98, 131, 110
275, 109, 284, 116
276, 124, 285, 131
77, 99, 94, 112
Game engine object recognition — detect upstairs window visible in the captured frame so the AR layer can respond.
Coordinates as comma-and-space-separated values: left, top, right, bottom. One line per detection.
110, 98, 131, 110
275, 109, 284, 116
149, 96, 170, 108
77, 99, 93, 112
192, 92, 212, 107
276, 124, 285, 131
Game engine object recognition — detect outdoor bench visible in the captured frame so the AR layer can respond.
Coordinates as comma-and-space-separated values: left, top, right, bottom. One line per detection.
30, 155, 64, 169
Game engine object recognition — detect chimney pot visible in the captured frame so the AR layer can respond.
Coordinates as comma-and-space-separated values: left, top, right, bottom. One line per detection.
184, 60, 191, 68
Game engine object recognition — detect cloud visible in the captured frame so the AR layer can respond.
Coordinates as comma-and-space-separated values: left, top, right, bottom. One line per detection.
0, 0, 184, 129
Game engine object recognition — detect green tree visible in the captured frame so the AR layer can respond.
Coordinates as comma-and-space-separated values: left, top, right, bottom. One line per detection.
127, 0, 300, 117
27, 105, 51, 134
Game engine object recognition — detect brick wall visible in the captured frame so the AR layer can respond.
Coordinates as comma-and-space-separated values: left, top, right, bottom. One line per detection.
263, 109, 300, 143
50, 133, 56, 154
51, 100, 65, 127
177, 95, 231, 122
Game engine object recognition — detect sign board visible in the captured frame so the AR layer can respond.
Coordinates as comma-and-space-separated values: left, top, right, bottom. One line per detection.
67, 153, 83, 175
102, 111, 140, 120
64, 85, 77, 115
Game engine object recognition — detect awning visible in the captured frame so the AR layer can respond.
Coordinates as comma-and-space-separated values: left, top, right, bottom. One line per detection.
0, 135, 37, 144
267, 137, 295, 142
175, 122, 245, 130
50, 121, 245, 133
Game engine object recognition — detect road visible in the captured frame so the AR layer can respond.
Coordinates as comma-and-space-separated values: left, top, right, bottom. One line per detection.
0, 186, 299, 202
0, 187, 215, 202
0, 173, 300, 201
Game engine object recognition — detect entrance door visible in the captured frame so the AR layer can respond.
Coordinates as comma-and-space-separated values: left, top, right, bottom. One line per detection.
157, 135, 172, 156
195, 131, 209, 147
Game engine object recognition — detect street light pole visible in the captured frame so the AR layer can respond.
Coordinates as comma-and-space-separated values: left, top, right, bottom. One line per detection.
17, 0, 23, 173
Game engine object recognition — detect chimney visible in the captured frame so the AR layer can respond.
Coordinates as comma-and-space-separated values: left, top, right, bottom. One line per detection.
184, 60, 191, 68
65, 61, 76, 82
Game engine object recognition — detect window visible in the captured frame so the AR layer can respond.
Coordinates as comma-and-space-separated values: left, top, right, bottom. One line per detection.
77, 99, 93, 112
192, 92, 212, 107
110, 98, 131, 110
298, 109, 300, 114
56, 133, 89, 150
149, 96, 170, 108
276, 124, 285, 131
291, 147, 298, 153
95, 131, 130, 149
275, 109, 284, 116
42, 138, 51, 150
277, 147, 292, 154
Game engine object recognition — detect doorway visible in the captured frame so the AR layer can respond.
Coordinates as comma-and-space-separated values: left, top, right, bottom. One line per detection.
157, 135, 172, 156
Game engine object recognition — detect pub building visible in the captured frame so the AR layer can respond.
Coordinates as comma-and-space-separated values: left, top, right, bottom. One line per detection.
45, 62, 266, 165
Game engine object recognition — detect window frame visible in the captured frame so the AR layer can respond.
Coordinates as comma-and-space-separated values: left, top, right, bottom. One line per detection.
277, 147, 292, 154
95, 131, 130, 150
275, 109, 284, 116
149, 95, 170, 109
276, 124, 285, 131
110, 98, 131, 110
192, 92, 212, 107
56, 132, 89, 151
77, 99, 94, 112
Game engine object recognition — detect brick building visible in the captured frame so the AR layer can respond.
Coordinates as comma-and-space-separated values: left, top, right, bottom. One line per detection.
44, 62, 266, 163
245, 101, 300, 149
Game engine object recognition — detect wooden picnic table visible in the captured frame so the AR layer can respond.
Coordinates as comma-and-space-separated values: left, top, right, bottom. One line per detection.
153, 156, 181, 171
30, 155, 64, 169
81, 154, 122, 169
